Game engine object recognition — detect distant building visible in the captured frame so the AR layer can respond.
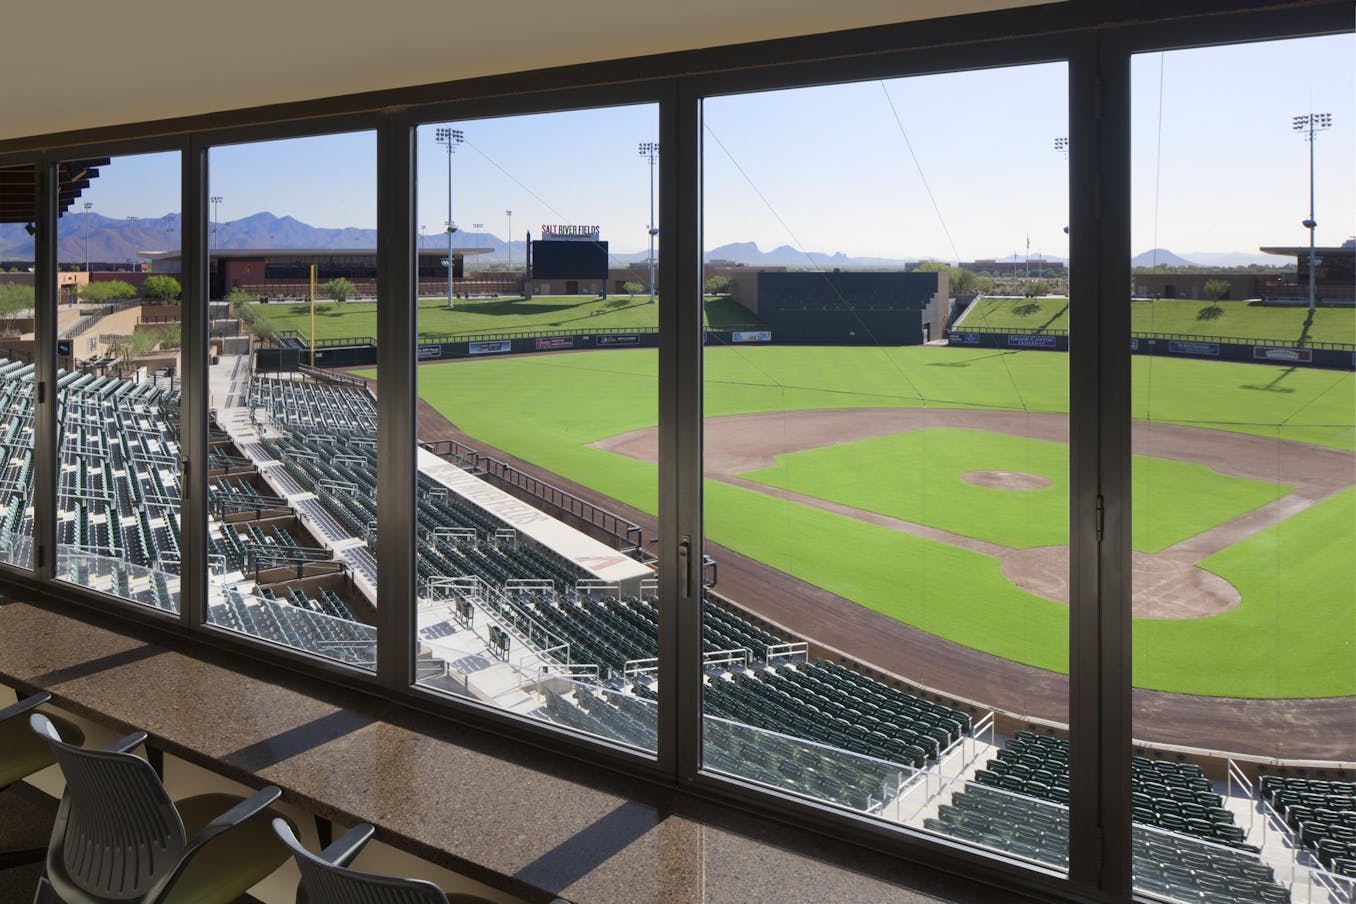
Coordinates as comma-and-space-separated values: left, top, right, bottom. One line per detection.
1133, 238, 1354, 305
144, 248, 495, 299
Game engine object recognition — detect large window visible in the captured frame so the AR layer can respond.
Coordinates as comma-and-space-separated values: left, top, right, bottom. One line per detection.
409, 106, 661, 751
204, 131, 381, 670
1129, 35, 1356, 903
52, 151, 183, 613
2, 8, 1351, 901
0, 164, 36, 571
699, 62, 1072, 867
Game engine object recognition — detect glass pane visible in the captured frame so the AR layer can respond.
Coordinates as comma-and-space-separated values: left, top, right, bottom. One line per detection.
700, 62, 1070, 868
0, 164, 37, 570
205, 132, 379, 669
410, 106, 660, 751
52, 152, 183, 612
1130, 35, 1355, 903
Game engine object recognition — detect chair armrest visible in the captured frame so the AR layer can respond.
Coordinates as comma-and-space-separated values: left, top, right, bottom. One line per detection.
102, 730, 149, 754
148, 786, 286, 904
0, 692, 51, 725
189, 786, 282, 848
318, 822, 374, 867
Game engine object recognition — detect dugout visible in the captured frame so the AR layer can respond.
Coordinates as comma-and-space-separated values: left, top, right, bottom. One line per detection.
729, 269, 948, 345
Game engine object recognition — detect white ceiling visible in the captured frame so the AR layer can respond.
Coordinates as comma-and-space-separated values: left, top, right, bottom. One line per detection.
3, 0, 1046, 142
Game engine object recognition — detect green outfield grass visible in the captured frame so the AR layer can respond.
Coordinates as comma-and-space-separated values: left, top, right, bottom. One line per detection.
393, 345, 1354, 697
962, 296, 1356, 345
1137, 487, 1356, 698
248, 294, 758, 341
740, 428, 1291, 553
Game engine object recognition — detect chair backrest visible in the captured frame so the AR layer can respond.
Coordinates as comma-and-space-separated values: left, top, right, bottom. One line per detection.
30, 713, 187, 900
273, 819, 448, 904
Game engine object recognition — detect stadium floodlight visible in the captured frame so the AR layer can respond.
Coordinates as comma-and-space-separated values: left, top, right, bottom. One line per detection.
435, 127, 464, 310
1292, 112, 1332, 315
505, 210, 512, 280
210, 195, 223, 250
127, 216, 139, 268
83, 202, 93, 272
1054, 138, 1070, 237
638, 142, 659, 304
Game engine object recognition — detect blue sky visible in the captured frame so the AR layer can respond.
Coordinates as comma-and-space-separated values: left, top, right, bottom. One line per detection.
64, 33, 1353, 262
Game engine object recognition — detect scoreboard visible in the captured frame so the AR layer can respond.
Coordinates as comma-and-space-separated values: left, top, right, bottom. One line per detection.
531, 238, 608, 281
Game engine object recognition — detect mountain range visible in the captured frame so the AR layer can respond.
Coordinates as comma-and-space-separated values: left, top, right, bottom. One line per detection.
0, 211, 1285, 271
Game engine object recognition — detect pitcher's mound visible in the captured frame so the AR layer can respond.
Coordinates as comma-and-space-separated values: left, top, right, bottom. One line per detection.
961, 470, 1053, 491
1002, 546, 1241, 619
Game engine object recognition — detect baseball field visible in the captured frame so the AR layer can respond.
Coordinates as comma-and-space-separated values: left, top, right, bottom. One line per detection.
396, 344, 1355, 699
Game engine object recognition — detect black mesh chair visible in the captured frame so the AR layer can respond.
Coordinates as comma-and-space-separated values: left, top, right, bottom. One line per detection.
29, 712, 291, 904
272, 818, 495, 904
0, 692, 83, 870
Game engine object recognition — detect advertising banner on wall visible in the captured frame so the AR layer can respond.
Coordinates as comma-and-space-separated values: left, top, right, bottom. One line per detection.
535, 336, 575, 351
1253, 346, 1312, 363
1168, 340, 1220, 357
1007, 334, 1058, 349
596, 335, 640, 347
731, 331, 773, 343
469, 340, 512, 355
418, 345, 445, 360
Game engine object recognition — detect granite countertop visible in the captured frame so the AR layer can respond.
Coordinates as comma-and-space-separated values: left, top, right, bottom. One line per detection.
0, 595, 1049, 904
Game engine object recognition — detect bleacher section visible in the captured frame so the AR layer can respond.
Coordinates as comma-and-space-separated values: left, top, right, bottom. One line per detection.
208, 587, 374, 667
1262, 776, 1356, 880
973, 732, 1249, 848
0, 359, 183, 604
927, 782, 1292, 903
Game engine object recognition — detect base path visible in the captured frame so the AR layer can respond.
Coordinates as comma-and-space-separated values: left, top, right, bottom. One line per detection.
404, 388, 1355, 761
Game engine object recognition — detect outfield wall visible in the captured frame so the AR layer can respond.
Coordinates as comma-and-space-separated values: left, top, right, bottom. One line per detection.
948, 328, 1356, 370
255, 328, 785, 372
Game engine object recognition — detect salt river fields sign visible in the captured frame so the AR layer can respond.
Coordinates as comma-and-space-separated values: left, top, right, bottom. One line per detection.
541, 225, 600, 241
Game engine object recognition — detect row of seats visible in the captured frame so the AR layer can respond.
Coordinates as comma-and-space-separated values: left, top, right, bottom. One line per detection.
974, 732, 1249, 850
1261, 774, 1356, 879
927, 782, 1290, 904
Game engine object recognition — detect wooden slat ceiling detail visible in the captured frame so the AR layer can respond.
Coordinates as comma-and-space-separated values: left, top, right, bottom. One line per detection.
0, 159, 112, 224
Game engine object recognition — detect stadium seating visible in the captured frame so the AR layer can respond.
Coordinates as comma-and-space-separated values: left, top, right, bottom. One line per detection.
973, 732, 1250, 849
1261, 774, 1356, 879
927, 782, 1291, 903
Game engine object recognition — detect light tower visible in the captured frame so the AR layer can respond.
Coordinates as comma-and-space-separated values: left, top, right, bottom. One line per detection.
435, 127, 463, 310
83, 202, 93, 272
1292, 112, 1332, 315
505, 210, 513, 279
1054, 136, 1068, 160
638, 141, 659, 304
127, 216, 139, 269
210, 196, 223, 249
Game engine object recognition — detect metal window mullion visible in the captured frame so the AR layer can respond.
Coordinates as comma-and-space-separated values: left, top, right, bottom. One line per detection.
1067, 32, 1133, 898
375, 115, 417, 689
181, 140, 209, 629
657, 79, 704, 782
32, 156, 58, 583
